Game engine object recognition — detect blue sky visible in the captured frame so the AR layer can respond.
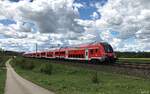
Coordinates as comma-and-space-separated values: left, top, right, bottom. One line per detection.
75, 0, 107, 20
0, 19, 16, 26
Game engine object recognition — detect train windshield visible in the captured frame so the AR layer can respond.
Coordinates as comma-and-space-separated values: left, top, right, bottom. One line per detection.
102, 43, 113, 53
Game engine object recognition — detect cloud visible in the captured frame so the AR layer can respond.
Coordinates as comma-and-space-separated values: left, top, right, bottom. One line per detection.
91, 0, 150, 51
96, 0, 150, 37
0, 0, 150, 52
16, 0, 84, 34
73, 2, 84, 8
0, 0, 87, 51
90, 12, 99, 20
0, 0, 84, 34
74, 0, 150, 51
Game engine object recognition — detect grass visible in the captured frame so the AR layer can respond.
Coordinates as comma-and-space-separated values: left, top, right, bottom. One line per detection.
11, 57, 150, 94
118, 58, 150, 63
0, 55, 10, 94
0, 68, 6, 94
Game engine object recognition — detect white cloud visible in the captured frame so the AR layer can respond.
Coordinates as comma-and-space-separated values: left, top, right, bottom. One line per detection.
0, 0, 87, 51
0, 0, 150, 52
73, 3, 84, 8
90, 12, 99, 20
16, 0, 84, 34
92, 0, 150, 51
74, 0, 150, 51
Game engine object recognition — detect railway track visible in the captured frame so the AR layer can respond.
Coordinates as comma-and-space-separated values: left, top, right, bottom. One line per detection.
28, 58, 150, 78
113, 62, 150, 70
49, 59, 150, 70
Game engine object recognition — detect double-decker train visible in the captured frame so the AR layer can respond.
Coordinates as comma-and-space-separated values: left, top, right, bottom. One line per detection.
23, 42, 117, 63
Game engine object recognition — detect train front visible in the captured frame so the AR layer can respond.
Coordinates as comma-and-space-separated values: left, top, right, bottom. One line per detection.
101, 43, 117, 63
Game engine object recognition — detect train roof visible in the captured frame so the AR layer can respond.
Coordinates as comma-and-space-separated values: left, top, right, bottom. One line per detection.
24, 42, 110, 54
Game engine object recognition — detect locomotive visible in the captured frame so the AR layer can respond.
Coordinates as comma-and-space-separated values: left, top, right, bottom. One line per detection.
23, 42, 117, 63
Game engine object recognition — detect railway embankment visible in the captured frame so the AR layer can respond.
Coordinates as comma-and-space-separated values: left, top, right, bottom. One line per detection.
11, 56, 150, 94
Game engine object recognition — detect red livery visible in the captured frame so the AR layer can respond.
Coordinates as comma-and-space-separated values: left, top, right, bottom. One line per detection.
23, 42, 117, 63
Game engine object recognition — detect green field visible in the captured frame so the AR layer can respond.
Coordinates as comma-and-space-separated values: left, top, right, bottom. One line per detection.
11, 57, 150, 94
118, 58, 150, 63
0, 68, 6, 94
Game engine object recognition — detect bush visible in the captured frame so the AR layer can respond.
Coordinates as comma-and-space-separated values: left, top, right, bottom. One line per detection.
39, 63, 52, 75
0, 56, 8, 67
91, 71, 99, 84
12, 57, 34, 70
21, 62, 35, 70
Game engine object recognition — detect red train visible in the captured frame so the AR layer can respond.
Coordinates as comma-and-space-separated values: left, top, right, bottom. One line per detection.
23, 42, 117, 63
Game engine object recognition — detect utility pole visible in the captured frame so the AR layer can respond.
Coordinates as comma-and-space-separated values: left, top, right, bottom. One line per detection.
35, 43, 38, 53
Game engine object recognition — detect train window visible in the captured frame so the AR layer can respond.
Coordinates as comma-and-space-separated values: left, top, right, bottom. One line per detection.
83, 54, 84, 58
102, 43, 113, 53
90, 49, 94, 54
79, 54, 82, 58
95, 49, 98, 52
76, 55, 78, 58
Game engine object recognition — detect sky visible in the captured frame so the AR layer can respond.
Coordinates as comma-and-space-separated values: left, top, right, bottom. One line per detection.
0, 0, 150, 52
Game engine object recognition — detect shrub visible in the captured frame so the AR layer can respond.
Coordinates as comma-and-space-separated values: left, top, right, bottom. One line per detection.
39, 63, 52, 75
22, 62, 35, 70
91, 71, 99, 84
12, 57, 34, 70
0, 56, 8, 67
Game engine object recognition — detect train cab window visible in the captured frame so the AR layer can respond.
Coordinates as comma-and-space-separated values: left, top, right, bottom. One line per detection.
102, 43, 113, 53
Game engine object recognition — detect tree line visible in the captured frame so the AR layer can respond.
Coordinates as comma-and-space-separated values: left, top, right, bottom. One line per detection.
116, 52, 150, 58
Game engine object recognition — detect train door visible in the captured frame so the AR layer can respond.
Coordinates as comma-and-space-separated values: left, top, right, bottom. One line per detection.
85, 48, 88, 60
65, 50, 68, 59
